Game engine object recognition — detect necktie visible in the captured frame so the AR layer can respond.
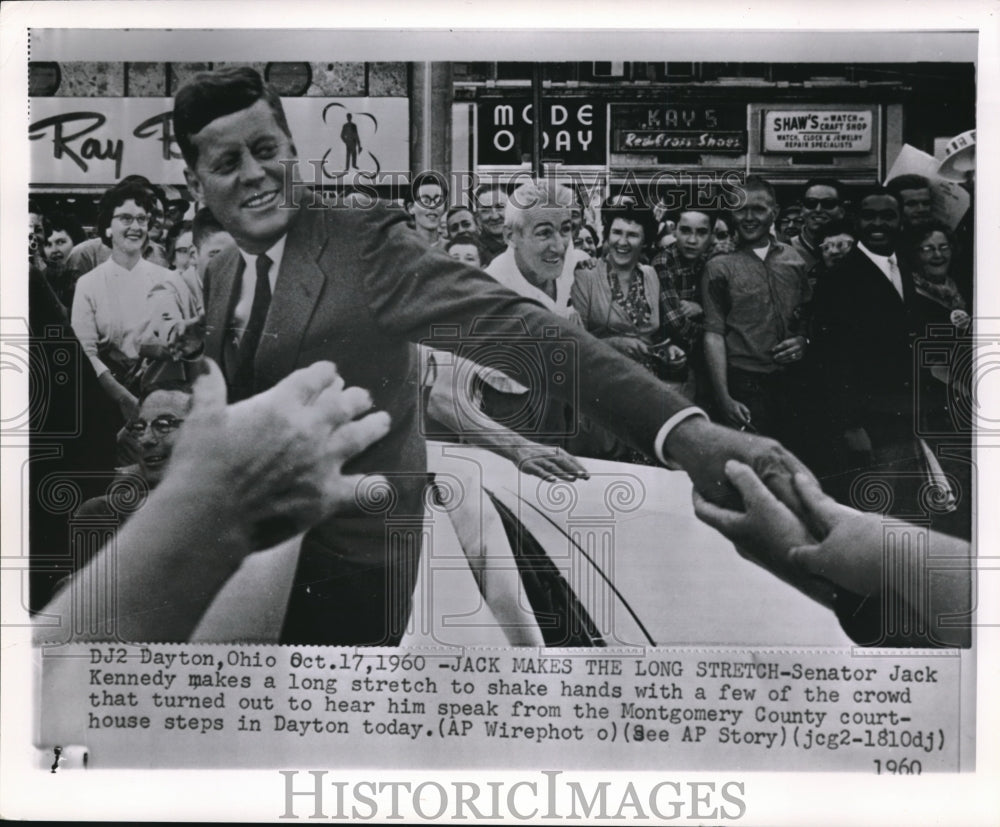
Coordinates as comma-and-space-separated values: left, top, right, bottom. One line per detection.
230, 253, 272, 401
887, 254, 904, 300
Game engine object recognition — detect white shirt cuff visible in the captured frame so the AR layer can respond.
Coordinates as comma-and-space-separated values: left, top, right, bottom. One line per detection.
653, 407, 709, 467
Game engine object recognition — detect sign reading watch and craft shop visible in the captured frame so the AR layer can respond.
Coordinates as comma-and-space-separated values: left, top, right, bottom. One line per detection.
611, 104, 747, 153
477, 99, 606, 166
762, 109, 873, 153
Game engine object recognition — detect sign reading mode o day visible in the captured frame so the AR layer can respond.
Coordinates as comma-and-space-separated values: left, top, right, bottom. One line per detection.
763, 109, 873, 153
29, 97, 409, 185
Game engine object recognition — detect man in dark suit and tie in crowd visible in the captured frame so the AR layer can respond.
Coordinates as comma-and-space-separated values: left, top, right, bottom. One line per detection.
174, 66, 819, 646
812, 188, 929, 518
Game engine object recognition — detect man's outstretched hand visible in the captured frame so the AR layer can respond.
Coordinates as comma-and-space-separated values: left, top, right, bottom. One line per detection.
666, 416, 817, 521
167, 359, 391, 550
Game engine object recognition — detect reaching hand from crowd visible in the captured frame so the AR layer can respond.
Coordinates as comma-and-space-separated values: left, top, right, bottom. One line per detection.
499, 441, 590, 482
35, 358, 392, 643
692, 459, 835, 607
691, 459, 972, 647
171, 359, 392, 548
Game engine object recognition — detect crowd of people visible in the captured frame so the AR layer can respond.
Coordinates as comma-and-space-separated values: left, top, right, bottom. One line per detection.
29, 65, 975, 648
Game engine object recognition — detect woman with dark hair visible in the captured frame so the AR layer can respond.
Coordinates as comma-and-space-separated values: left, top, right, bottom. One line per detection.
569, 203, 687, 464
41, 211, 87, 309
71, 180, 174, 422
571, 202, 685, 379
404, 171, 449, 247
711, 213, 737, 256
575, 223, 600, 259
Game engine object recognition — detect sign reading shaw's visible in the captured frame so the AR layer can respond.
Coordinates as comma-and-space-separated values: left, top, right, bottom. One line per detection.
477, 100, 606, 167
29, 97, 409, 185
763, 109, 873, 153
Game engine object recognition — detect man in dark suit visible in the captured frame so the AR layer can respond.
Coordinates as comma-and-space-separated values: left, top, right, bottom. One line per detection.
174, 67, 818, 645
813, 188, 927, 517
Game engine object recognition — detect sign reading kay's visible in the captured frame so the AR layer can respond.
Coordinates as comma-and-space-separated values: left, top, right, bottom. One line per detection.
762, 109, 873, 153
29, 97, 409, 185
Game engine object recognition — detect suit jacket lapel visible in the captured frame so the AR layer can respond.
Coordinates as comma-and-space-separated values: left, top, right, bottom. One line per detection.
856, 248, 905, 305
204, 246, 243, 366
254, 203, 330, 392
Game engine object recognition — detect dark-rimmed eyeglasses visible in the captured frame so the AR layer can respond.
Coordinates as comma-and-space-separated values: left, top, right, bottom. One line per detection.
802, 197, 840, 210
918, 243, 951, 255
127, 415, 184, 437
417, 193, 445, 208
113, 213, 150, 227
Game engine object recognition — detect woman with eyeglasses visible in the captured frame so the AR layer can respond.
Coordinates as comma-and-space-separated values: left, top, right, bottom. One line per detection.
71, 180, 175, 423
404, 171, 448, 248
909, 222, 972, 539
910, 223, 969, 326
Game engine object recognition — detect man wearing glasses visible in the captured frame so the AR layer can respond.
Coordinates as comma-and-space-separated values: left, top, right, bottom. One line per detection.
790, 178, 847, 270
72, 380, 191, 520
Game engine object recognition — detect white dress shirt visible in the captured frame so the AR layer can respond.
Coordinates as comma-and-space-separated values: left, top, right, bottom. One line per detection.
857, 241, 904, 299
231, 235, 287, 344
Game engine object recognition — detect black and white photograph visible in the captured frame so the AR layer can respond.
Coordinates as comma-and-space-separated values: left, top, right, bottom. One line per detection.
2, 2, 997, 823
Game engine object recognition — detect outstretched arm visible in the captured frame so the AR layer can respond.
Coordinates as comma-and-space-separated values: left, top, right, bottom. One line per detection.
34, 359, 391, 644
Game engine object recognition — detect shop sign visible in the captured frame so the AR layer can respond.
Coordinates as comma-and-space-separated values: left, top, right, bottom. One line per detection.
762, 109, 873, 153
29, 97, 409, 185
477, 100, 606, 166
611, 104, 747, 154
615, 131, 746, 152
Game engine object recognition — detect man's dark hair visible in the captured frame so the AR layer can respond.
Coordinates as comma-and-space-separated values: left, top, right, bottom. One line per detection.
445, 232, 485, 262
138, 379, 193, 406
45, 212, 86, 247
886, 174, 932, 199
166, 220, 194, 265
96, 181, 158, 249
858, 186, 901, 207
802, 177, 845, 200
473, 184, 506, 209
192, 206, 227, 249
674, 206, 719, 229
173, 66, 293, 169
815, 218, 855, 244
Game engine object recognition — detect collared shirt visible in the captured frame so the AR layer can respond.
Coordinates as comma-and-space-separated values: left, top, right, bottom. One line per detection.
70, 255, 175, 376
790, 233, 819, 270
66, 236, 170, 277
485, 247, 578, 320
478, 233, 507, 267
231, 235, 287, 345
651, 245, 705, 347
702, 242, 811, 373
856, 241, 904, 299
